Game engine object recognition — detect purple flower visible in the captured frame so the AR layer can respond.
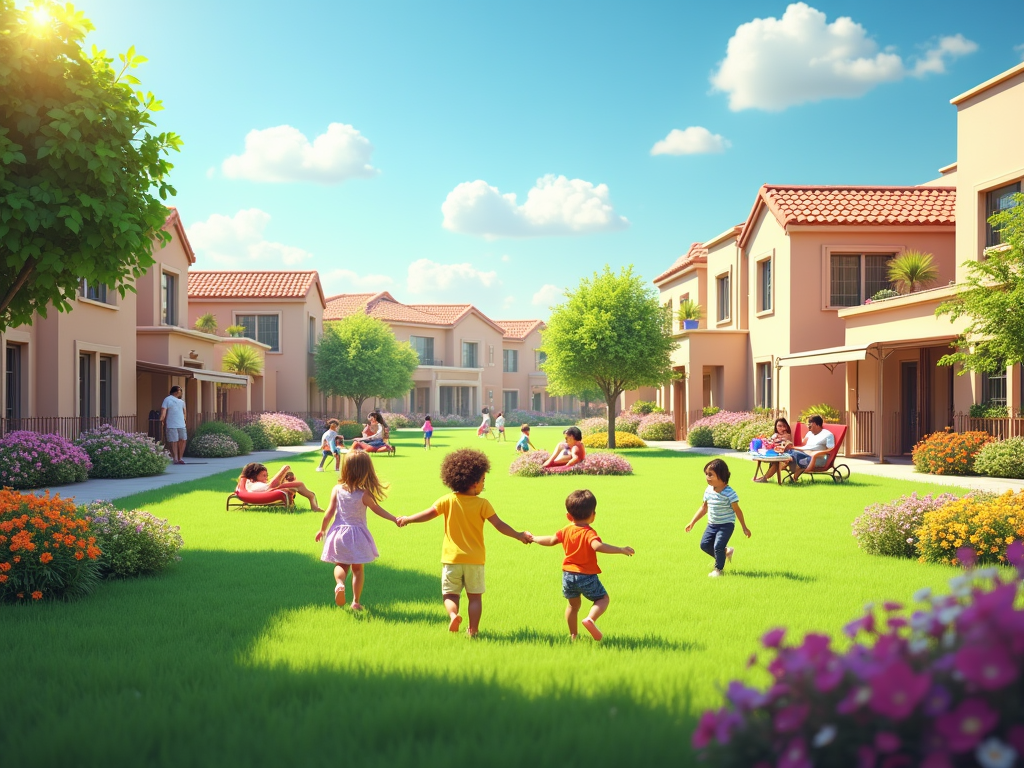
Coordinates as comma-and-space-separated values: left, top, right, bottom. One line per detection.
934, 699, 999, 753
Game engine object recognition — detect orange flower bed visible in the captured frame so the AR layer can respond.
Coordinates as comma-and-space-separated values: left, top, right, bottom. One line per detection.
911, 429, 994, 475
0, 489, 102, 603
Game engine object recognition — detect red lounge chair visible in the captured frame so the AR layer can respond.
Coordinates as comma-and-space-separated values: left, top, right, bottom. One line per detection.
784, 423, 850, 483
226, 479, 292, 511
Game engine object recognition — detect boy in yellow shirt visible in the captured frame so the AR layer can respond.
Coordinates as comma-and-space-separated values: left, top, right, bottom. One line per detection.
398, 448, 532, 636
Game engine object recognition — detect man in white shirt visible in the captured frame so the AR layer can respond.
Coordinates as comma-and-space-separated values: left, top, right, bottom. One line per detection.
160, 385, 188, 465
790, 415, 835, 480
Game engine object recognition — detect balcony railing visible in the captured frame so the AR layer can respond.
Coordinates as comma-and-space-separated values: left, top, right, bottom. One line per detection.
0, 415, 137, 441
953, 413, 1024, 440
417, 359, 484, 369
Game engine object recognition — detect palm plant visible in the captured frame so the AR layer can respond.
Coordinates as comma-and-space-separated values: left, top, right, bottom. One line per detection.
676, 299, 704, 322
221, 344, 264, 377
887, 251, 939, 294
194, 313, 218, 334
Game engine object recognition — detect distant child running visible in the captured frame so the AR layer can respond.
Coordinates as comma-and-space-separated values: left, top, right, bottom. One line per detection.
477, 408, 491, 438
317, 419, 344, 472
494, 412, 506, 441
515, 424, 536, 453
530, 489, 634, 641
422, 415, 433, 450
685, 459, 751, 578
397, 449, 531, 636
315, 451, 399, 610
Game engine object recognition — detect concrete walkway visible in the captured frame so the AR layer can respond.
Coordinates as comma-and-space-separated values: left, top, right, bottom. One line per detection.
38, 444, 317, 505
644, 440, 1024, 494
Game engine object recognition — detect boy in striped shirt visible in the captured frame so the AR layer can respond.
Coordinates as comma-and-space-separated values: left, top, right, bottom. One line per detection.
685, 459, 751, 578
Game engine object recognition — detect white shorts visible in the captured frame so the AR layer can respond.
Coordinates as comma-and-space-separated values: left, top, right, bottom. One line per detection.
166, 427, 187, 442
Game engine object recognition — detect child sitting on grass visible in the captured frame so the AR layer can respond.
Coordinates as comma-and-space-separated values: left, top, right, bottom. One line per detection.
515, 424, 535, 453
315, 451, 399, 610
529, 489, 634, 641
397, 449, 532, 636
685, 458, 751, 578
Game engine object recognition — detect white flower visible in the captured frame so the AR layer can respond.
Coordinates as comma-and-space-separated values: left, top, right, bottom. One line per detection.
912, 587, 932, 603
976, 738, 1017, 768
938, 605, 963, 625
909, 638, 931, 654
812, 725, 837, 748
949, 575, 971, 593
975, 567, 999, 580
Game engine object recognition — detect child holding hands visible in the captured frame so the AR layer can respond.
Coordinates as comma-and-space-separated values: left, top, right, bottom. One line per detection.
530, 489, 634, 641
315, 451, 399, 610
685, 458, 751, 578
397, 449, 531, 636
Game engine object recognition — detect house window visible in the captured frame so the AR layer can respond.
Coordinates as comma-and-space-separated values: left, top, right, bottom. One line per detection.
79, 353, 92, 420
830, 253, 896, 307
536, 350, 547, 368
99, 356, 113, 418
759, 260, 772, 312
236, 314, 280, 352
757, 362, 773, 410
503, 349, 518, 373
987, 182, 1021, 247
533, 392, 542, 411
410, 336, 434, 365
161, 273, 177, 326
716, 274, 731, 322
462, 341, 478, 368
79, 279, 109, 304
982, 370, 1007, 407
503, 390, 518, 412
5, 344, 22, 420
308, 317, 316, 353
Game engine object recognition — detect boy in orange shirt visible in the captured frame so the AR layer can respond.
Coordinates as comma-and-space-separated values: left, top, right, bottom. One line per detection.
529, 489, 634, 641
397, 448, 532, 636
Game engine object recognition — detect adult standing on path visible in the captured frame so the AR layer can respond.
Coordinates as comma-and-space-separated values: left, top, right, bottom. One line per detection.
160, 385, 188, 465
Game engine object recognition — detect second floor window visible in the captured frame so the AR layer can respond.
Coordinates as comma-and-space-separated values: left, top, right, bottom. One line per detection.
462, 341, 478, 368
79, 279, 109, 304
987, 182, 1021, 247
759, 260, 772, 312
830, 253, 895, 307
410, 336, 434, 365
716, 274, 731, 322
308, 317, 316, 353
536, 350, 547, 368
503, 349, 518, 373
237, 314, 280, 352
161, 273, 177, 325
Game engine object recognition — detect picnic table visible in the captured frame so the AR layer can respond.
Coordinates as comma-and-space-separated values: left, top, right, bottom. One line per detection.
745, 451, 791, 486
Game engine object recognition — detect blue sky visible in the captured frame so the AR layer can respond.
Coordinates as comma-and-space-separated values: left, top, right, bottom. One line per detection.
73, 0, 1024, 319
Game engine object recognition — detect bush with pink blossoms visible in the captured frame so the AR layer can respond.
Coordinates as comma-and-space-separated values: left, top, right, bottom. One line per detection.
75, 425, 171, 479
0, 431, 91, 489
687, 410, 757, 432
509, 450, 633, 477
256, 412, 313, 446
852, 492, 962, 559
692, 543, 1024, 768
577, 413, 643, 436
638, 413, 676, 441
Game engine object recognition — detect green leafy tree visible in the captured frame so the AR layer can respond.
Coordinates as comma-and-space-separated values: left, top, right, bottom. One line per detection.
315, 314, 419, 421
575, 385, 605, 418
221, 344, 263, 377
888, 250, 939, 294
542, 266, 677, 448
937, 194, 1024, 374
0, 1, 181, 331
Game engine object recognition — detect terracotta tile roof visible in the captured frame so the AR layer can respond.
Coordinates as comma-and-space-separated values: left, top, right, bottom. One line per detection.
163, 208, 196, 264
188, 271, 324, 304
494, 319, 545, 340
368, 298, 448, 324
323, 292, 383, 320
407, 304, 474, 325
654, 242, 709, 285
325, 293, 509, 334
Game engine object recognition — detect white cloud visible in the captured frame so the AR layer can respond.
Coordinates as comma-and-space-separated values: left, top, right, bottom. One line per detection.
406, 259, 499, 296
502, 296, 516, 309
501, 254, 511, 262
532, 284, 562, 308
221, 123, 378, 184
186, 209, 313, 267
441, 174, 629, 239
651, 126, 731, 156
710, 3, 977, 112
323, 268, 394, 295
1015, 43, 1024, 61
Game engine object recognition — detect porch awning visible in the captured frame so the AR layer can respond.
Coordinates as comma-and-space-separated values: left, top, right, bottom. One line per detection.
136, 360, 249, 386
776, 344, 874, 369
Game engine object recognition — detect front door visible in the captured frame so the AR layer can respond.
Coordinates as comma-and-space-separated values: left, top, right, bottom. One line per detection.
901, 361, 919, 453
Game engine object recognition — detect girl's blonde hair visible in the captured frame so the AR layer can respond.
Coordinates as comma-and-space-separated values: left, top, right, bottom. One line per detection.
340, 451, 388, 502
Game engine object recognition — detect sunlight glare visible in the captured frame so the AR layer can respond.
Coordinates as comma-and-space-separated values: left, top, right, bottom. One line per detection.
30, 6, 50, 26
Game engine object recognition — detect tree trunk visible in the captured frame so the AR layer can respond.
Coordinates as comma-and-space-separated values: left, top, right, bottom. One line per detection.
606, 393, 618, 449
353, 396, 367, 422
0, 257, 37, 325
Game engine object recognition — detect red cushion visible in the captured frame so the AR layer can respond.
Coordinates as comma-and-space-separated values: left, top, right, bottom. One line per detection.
233, 480, 289, 505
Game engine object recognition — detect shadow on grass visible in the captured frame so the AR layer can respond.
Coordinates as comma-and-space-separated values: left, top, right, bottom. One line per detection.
730, 568, 816, 583
0, 549, 695, 768
478, 626, 705, 652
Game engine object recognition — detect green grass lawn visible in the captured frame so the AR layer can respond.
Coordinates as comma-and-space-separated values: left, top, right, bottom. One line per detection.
0, 428, 972, 766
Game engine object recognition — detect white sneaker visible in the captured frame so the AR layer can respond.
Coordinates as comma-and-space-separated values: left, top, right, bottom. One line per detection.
315, 467, 324, 472
708, 570, 722, 578
726, 547, 734, 564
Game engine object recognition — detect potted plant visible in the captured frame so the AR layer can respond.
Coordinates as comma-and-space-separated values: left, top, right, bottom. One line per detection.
225, 325, 246, 338
194, 313, 218, 335
887, 250, 939, 294
222, 344, 264, 377
676, 299, 704, 330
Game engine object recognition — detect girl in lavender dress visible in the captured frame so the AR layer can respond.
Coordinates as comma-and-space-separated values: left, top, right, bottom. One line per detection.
315, 451, 399, 610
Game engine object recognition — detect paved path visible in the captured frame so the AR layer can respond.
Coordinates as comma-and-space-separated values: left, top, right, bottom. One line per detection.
644, 441, 1024, 494
37, 445, 316, 505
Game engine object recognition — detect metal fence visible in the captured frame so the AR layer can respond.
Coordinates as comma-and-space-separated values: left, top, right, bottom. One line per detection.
953, 413, 1024, 440
0, 415, 138, 441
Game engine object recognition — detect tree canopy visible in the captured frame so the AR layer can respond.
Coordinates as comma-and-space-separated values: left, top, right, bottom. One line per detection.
937, 194, 1024, 374
315, 314, 419, 421
0, 1, 181, 331
541, 265, 677, 447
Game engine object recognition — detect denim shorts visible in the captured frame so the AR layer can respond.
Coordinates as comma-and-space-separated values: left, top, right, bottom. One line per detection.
562, 572, 607, 602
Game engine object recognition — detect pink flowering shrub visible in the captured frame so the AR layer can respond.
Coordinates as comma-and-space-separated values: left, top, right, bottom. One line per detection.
688, 410, 757, 431
75, 425, 171, 479
0, 431, 91, 489
256, 412, 313, 446
638, 413, 675, 441
577, 413, 643, 436
82, 502, 184, 578
379, 412, 411, 428
692, 543, 1024, 768
508, 451, 633, 477
852, 492, 962, 559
